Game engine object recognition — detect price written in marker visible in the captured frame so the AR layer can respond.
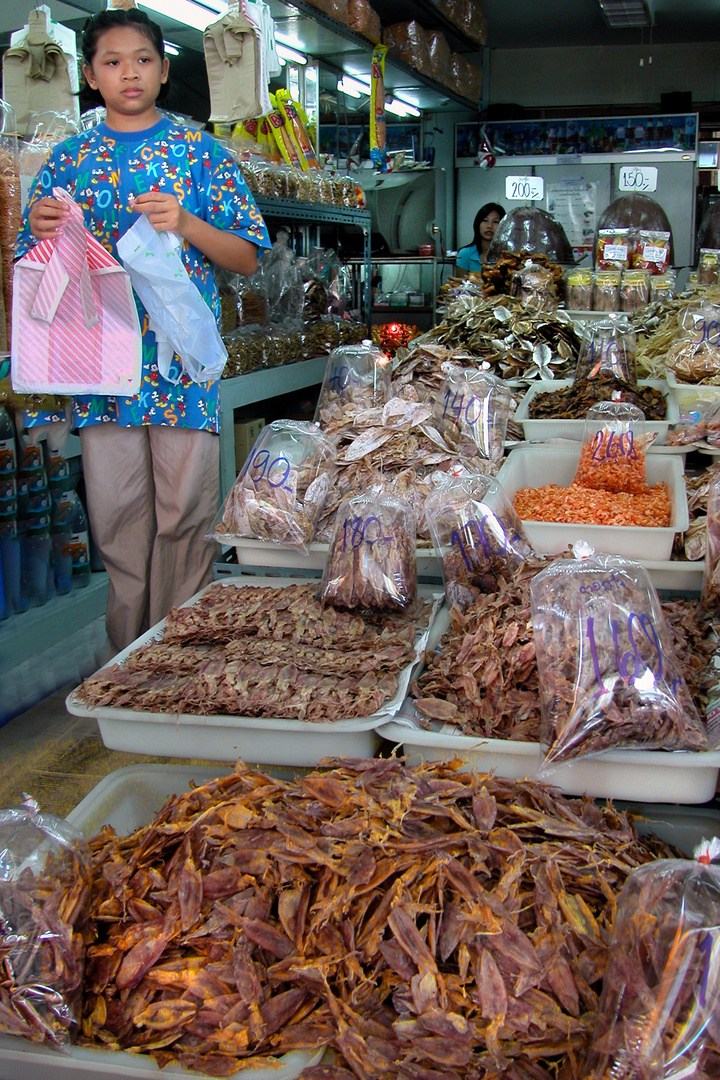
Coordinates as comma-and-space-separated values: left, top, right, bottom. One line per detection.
505, 175, 544, 202
618, 165, 658, 193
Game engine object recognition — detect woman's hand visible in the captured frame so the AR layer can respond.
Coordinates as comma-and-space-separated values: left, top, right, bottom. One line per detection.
131, 191, 189, 234
28, 197, 70, 240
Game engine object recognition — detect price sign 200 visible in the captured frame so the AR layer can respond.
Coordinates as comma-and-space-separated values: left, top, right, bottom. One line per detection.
505, 175, 544, 201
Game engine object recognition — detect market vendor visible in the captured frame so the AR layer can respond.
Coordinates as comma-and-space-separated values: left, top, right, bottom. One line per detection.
455, 202, 505, 277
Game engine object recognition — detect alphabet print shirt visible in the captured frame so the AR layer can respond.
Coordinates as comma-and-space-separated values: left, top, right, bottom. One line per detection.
16, 116, 271, 432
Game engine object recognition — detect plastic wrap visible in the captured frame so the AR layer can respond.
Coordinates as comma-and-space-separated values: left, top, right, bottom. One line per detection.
424, 473, 534, 612
436, 0, 488, 47
433, 366, 511, 463
214, 420, 336, 546
585, 858, 720, 1080
650, 269, 676, 304
666, 303, 720, 385
251, 230, 304, 327
701, 473, 720, 611
592, 269, 621, 312
633, 228, 671, 274
698, 248, 720, 286
531, 548, 708, 771
314, 342, 391, 424
347, 0, 381, 41
620, 267, 651, 312
595, 193, 674, 268
447, 53, 483, 102
485, 206, 574, 266
565, 267, 593, 310
318, 491, 417, 611
0, 101, 20, 346
18, 110, 79, 207
382, 21, 431, 74
575, 317, 637, 383
596, 227, 631, 271
0, 797, 91, 1046
427, 30, 451, 84
573, 401, 648, 493
511, 259, 557, 310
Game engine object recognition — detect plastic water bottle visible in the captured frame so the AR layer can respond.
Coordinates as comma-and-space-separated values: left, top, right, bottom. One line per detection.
0, 521, 24, 614
0, 539, 7, 620
0, 406, 16, 478
20, 517, 52, 608
52, 490, 90, 589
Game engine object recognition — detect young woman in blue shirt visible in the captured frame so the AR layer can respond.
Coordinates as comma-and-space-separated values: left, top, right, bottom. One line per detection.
455, 202, 505, 277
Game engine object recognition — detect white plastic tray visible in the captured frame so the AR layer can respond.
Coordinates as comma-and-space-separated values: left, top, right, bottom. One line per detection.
378, 710, 720, 804
497, 445, 688, 561
515, 379, 678, 444
66, 578, 443, 767
212, 536, 441, 577
665, 370, 720, 419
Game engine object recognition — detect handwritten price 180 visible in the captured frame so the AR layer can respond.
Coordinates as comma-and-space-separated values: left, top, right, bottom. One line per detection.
341, 515, 393, 550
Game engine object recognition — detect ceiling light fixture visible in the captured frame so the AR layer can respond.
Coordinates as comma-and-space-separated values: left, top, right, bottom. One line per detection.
138, 0, 226, 31
337, 75, 370, 97
597, 0, 652, 28
163, 40, 180, 54
276, 41, 307, 64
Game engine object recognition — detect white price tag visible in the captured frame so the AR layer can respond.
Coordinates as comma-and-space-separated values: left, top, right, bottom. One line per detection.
618, 165, 658, 193
505, 175, 544, 201
605, 244, 628, 262
642, 244, 668, 264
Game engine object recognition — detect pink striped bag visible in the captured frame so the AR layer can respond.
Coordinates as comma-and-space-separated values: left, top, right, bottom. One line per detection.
11, 188, 142, 396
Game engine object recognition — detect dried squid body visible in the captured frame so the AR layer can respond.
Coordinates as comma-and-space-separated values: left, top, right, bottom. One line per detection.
531, 547, 709, 771
511, 259, 558, 311
318, 490, 417, 611
585, 858, 720, 1080
666, 302, 720, 385
433, 365, 511, 463
574, 401, 649, 494
0, 799, 92, 1046
424, 472, 534, 612
314, 342, 392, 423
575, 315, 637, 383
214, 419, 336, 547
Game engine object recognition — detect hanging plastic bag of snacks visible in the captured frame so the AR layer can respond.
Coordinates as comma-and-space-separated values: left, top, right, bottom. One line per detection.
573, 401, 650, 493
318, 490, 417, 611
596, 227, 632, 270
698, 248, 720, 285
0, 796, 92, 1046
584, 855, 720, 1080
592, 269, 621, 312
575, 316, 637, 383
214, 420, 336, 547
650, 268, 676, 304
632, 228, 671, 274
620, 268, 651, 312
510, 259, 557, 310
666, 303, 720, 384
531, 546, 709, 772
433, 366, 511, 463
314, 342, 391, 423
701, 472, 720, 611
424, 472, 534, 611
565, 266, 593, 310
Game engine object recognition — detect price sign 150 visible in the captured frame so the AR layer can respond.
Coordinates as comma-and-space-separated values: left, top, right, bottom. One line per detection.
618, 165, 658, 193
505, 176, 544, 201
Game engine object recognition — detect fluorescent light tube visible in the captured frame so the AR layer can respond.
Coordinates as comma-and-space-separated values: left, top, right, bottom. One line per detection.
338, 75, 370, 97
138, 0, 226, 32
276, 41, 307, 65
338, 77, 362, 99
385, 99, 410, 117
163, 40, 180, 54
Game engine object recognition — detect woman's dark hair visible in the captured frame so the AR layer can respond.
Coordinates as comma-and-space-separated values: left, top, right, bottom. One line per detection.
79, 9, 170, 110
471, 202, 506, 253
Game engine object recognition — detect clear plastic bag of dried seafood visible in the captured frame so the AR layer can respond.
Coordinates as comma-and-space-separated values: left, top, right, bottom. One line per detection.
424, 473, 534, 611
213, 420, 336, 548
0, 796, 92, 1046
701, 473, 720, 611
531, 547, 711, 772
666, 303, 720, 385
318, 490, 417, 611
575, 316, 637, 383
592, 269, 621, 312
433, 366, 511, 463
650, 268, 676, 304
574, 401, 650, 494
511, 259, 558, 311
585, 856, 720, 1080
565, 266, 593, 310
251, 230, 305, 327
620, 268, 651, 312
698, 248, 720, 285
314, 342, 392, 423
485, 206, 575, 266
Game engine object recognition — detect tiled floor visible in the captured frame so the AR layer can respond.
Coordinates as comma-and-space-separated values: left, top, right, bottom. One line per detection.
0, 683, 230, 819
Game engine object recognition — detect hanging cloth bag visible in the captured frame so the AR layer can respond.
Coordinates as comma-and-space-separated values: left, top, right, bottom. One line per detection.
11, 187, 142, 396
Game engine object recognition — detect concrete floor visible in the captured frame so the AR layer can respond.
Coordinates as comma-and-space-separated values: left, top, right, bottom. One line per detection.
0, 683, 230, 819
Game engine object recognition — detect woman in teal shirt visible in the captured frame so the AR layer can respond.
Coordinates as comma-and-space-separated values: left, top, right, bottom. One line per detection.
455, 202, 505, 277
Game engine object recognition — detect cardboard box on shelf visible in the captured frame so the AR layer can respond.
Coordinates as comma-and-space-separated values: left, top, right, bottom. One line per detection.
234, 417, 265, 473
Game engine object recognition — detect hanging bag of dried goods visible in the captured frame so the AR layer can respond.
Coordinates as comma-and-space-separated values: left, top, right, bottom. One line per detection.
620, 268, 651, 312
213, 419, 336, 547
370, 44, 387, 171
424, 472, 534, 611
592, 269, 621, 312
0, 795, 92, 1047
318, 490, 417, 610
531, 546, 710, 772
573, 401, 650, 494
314, 341, 391, 423
433, 366, 511, 463
666, 303, 720, 385
584, 856, 720, 1080
633, 228, 671, 274
701, 473, 720, 611
575, 316, 637, 383
511, 259, 557, 310
596, 227, 632, 270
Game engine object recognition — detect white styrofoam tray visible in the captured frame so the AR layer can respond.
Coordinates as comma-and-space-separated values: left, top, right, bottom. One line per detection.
665, 370, 720, 419
212, 536, 441, 577
496, 445, 688, 561
66, 578, 443, 767
378, 710, 720, 804
514, 379, 678, 444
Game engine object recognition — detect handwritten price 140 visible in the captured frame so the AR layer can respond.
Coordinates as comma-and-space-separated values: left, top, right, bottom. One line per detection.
442, 390, 488, 427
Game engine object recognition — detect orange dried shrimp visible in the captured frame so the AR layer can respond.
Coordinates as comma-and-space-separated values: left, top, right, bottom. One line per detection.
573, 435, 649, 494
513, 481, 671, 527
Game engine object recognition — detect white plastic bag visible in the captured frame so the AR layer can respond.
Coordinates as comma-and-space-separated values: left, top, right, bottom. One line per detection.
117, 213, 227, 385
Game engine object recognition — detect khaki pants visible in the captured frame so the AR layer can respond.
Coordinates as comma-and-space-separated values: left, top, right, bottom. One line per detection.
79, 424, 219, 654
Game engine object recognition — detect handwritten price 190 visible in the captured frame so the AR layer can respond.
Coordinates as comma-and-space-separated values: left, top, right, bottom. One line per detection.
341, 515, 393, 550
244, 449, 293, 492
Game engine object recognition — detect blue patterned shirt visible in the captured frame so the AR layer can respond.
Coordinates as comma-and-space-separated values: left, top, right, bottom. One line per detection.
16, 116, 271, 433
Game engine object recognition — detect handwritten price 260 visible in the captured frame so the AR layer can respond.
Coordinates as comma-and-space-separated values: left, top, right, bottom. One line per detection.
341, 515, 394, 550
590, 429, 638, 462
